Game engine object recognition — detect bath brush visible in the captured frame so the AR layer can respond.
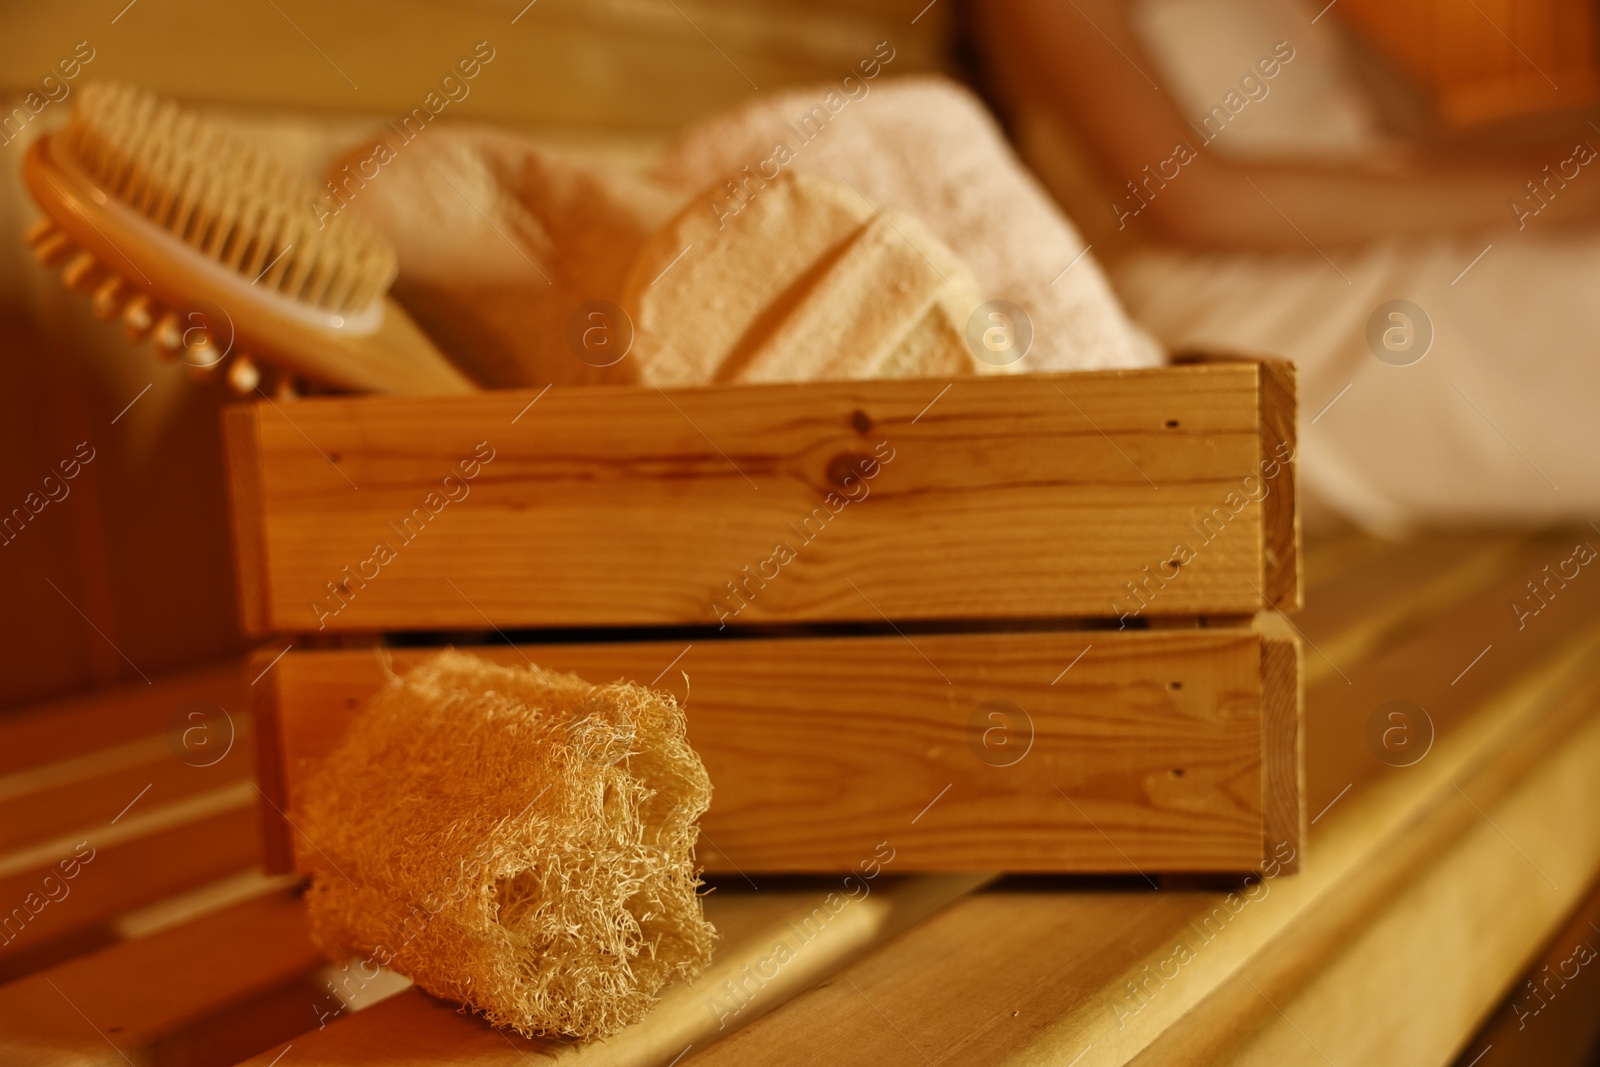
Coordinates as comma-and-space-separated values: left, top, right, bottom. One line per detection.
22, 82, 474, 395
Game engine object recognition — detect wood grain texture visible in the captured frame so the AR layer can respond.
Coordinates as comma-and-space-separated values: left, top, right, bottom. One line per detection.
1256, 360, 1299, 612
222, 404, 271, 637
1257, 623, 1302, 874
223, 365, 1282, 634
677, 531, 1600, 1066
262, 628, 1276, 875
0, 891, 324, 1067
235, 873, 991, 1067
0, 800, 258, 982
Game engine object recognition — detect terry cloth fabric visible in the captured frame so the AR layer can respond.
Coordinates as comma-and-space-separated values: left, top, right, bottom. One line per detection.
299, 650, 715, 1040
337, 128, 679, 389
342, 76, 1158, 386
622, 170, 991, 386
655, 75, 1162, 373
1111, 234, 1600, 534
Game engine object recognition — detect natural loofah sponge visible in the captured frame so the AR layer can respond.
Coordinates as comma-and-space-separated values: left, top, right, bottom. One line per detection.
299, 649, 715, 1040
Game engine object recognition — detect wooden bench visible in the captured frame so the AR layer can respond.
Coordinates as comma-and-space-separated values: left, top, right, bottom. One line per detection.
4, 528, 1600, 1065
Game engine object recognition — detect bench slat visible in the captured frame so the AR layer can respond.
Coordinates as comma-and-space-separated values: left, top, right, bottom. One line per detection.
0, 660, 245, 777
0, 891, 323, 1067
234, 873, 990, 1066
0, 798, 258, 982
678, 531, 1600, 1065
0, 723, 252, 857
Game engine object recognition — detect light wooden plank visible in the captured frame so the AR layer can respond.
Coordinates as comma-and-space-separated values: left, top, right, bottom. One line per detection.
676, 530, 1600, 1065
234, 873, 991, 1067
0, 658, 246, 777
1453, 868, 1600, 1066
1257, 358, 1299, 613
226, 366, 1283, 633
0, 0, 951, 133
0, 796, 259, 982
0, 724, 252, 856
1130, 655, 1600, 1067
0, 891, 324, 1067
263, 628, 1277, 875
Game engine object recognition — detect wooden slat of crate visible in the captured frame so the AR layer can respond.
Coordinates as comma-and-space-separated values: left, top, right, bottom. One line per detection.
677, 531, 1600, 1066
224, 363, 1296, 635
258, 627, 1293, 876
0, 891, 324, 1067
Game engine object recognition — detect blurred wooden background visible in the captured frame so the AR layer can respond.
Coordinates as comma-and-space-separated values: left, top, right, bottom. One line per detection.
0, 0, 953, 710
7, 0, 1596, 710
1337, 0, 1600, 124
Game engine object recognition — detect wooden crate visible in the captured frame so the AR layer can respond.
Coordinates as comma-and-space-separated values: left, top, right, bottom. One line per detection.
224, 361, 1303, 876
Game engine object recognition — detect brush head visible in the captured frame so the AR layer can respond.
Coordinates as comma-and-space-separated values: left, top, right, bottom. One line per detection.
23, 82, 474, 395
63, 82, 396, 315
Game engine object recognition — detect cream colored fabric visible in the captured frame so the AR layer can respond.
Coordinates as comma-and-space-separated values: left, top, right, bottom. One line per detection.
343, 76, 1158, 387
624, 171, 988, 385
657, 76, 1162, 373
340, 128, 679, 388
1127, 0, 1387, 163
1111, 235, 1600, 534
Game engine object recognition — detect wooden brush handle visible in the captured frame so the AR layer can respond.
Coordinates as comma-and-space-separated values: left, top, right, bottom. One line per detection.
24, 134, 477, 396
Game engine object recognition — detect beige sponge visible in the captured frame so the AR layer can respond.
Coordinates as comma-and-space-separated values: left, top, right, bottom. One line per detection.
299, 649, 715, 1040
623, 171, 987, 386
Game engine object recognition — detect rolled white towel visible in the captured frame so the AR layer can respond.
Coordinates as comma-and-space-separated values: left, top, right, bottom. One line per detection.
656, 74, 1162, 373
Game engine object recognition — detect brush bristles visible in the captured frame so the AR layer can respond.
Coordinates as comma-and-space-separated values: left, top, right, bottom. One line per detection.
63, 83, 396, 315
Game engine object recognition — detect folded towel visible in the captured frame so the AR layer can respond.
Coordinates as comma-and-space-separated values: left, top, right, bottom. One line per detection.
624, 171, 990, 385
337, 129, 677, 388
656, 76, 1161, 373
343, 75, 1159, 388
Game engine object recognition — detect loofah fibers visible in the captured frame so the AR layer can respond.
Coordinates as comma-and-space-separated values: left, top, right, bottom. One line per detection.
300, 649, 715, 1040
